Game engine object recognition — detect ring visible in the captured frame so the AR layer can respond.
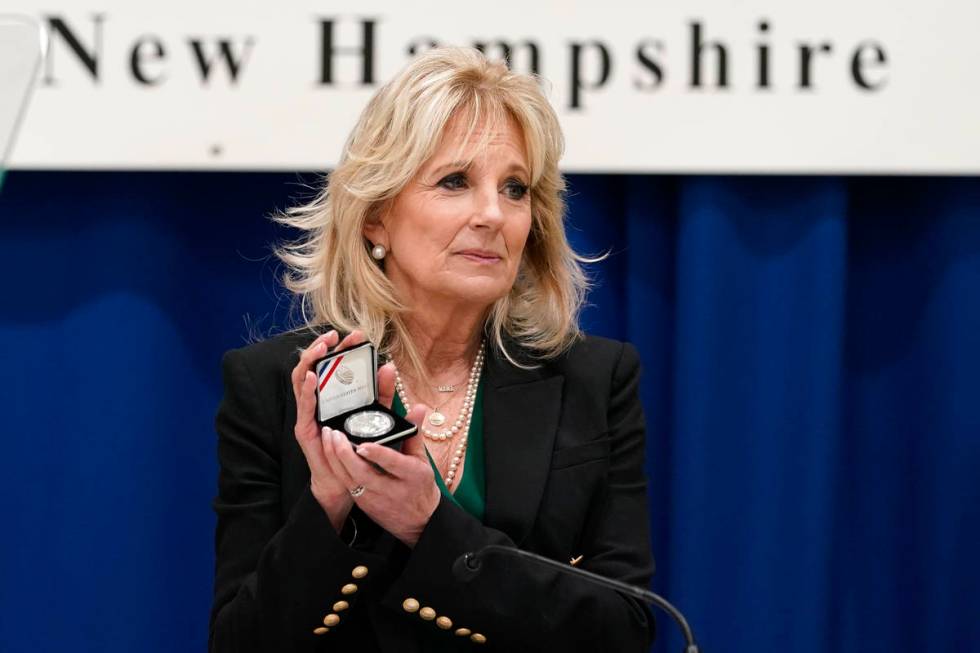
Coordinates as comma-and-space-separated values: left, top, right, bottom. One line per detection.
348, 485, 365, 498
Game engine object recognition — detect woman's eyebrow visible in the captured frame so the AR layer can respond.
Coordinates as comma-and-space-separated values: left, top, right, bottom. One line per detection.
429, 160, 472, 176
504, 162, 530, 178
427, 159, 529, 180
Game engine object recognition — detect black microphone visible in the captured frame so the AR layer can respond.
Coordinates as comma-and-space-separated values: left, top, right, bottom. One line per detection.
453, 545, 700, 653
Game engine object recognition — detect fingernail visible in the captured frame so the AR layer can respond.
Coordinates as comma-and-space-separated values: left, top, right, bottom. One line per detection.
321, 426, 329, 438
331, 429, 342, 443
315, 342, 326, 353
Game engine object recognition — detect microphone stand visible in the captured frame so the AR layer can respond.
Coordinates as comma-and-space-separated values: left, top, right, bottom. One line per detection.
457, 544, 700, 653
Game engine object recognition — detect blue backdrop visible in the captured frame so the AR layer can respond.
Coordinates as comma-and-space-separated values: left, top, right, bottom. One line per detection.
0, 171, 977, 652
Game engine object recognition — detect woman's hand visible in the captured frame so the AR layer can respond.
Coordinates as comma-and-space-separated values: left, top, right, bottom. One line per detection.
327, 405, 440, 548
291, 329, 366, 532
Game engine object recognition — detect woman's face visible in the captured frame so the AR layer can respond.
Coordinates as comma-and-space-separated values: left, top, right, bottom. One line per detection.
365, 111, 533, 312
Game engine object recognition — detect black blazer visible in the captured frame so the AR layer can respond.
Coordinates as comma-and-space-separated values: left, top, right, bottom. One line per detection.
209, 329, 655, 652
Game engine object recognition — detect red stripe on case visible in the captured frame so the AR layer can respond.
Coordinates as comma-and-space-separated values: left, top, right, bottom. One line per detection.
319, 355, 344, 391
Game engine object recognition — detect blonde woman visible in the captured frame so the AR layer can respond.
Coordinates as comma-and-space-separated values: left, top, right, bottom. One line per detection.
210, 47, 654, 652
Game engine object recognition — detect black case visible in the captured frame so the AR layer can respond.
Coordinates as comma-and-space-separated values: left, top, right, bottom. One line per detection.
313, 341, 417, 446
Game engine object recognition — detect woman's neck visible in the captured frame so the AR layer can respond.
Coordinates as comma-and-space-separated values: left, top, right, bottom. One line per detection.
401, 308, 485, 376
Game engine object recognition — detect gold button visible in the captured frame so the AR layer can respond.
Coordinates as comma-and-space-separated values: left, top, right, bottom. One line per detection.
402, 598, 420, 613
436, 616, 452, 630
313, 627, 329, 635
470, 633, 487, 644
333, 600, 349, 612
455, 628, 471, 637
419, 606, 436, 620
341, 583, 358, 595
351, 565, 369, 579
323, 614, 340, 627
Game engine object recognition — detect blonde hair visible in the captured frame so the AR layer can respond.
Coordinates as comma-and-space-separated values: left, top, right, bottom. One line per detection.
273, 46, 591, 375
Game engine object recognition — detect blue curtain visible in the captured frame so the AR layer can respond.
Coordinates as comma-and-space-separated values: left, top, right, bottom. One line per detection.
1, 171, 977, 652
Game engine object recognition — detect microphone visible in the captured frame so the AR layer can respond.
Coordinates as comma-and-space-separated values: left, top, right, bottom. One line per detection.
453, 545, 700, 653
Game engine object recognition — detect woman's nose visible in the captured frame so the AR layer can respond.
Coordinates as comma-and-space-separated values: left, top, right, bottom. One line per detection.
472, 185, 504, 227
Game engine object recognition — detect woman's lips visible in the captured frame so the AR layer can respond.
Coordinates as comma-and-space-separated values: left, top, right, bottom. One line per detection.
457, 249, 502, 264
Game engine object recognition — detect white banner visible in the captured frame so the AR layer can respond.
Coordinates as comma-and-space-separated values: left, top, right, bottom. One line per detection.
4, 1, 980, 173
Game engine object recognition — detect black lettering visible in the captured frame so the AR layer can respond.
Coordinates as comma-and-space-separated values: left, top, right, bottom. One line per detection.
317, 18, 377, 85
188, 37, 255, 84
798, 42, 833, 89
757, 20, 771, 89
473, 40, 541, 74
852, 41, 887, 90
634, 39, 665, 90
406, 37, 439, 57
690, 21, 728, 88
43, 14, 105, 85
130, 36, 167, 86
568, 40, 612, 110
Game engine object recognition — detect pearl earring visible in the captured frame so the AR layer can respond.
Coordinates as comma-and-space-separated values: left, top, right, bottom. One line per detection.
371, 244, 387, 260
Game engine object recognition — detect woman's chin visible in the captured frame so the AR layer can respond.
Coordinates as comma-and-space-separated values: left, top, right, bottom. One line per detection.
436, 277, 512, 307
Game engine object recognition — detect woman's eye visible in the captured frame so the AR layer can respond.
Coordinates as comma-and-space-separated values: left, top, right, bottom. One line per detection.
438, 173, 467, 190
504, 179, 529, 200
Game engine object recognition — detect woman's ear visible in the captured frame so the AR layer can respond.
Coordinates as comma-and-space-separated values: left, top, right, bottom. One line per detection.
363, 221, 385, 246
362, 202, 389, 246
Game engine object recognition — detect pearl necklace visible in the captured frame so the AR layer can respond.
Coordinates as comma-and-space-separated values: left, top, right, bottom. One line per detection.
393, 340, 485, 487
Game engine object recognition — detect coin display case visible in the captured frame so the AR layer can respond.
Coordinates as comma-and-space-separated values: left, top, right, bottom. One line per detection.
314, 341, 417, 446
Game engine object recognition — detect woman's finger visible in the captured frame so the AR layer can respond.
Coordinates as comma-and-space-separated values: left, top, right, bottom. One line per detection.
334, 329, 365, 353
377, 362, 396, 408
358, 440, 429, 477
405, 403, 428, 428
290, 331, 337, 397
321, 428, 355, 487
332, 429, 387, 485
295, 371, 319, 434
294, 370, 319, 436
289, 338, 325, 397
293, 334, 338, 437
295, 419, 332, 481
397, 431, 430, 464
394, 405, 430, 462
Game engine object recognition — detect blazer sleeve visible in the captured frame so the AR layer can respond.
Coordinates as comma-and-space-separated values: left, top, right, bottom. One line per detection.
209, 347, 392, 652
379, 341, 655, 651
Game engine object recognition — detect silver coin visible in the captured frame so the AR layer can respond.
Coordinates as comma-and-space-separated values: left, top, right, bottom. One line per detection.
344, 410, 395, 438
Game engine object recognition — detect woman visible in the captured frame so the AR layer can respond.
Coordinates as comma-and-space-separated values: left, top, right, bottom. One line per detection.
210, 47, 654, 652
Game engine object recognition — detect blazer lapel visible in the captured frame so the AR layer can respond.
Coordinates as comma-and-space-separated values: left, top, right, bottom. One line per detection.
482, 344, 564, 545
